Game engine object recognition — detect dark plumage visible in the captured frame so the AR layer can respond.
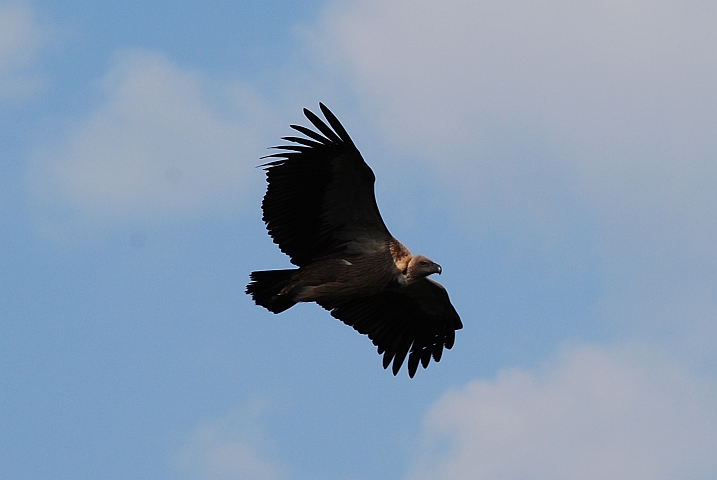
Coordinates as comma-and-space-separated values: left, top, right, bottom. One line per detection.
246, 103, 462, 377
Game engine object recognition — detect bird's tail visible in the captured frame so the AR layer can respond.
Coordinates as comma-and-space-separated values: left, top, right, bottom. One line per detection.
246, 269, 298, 314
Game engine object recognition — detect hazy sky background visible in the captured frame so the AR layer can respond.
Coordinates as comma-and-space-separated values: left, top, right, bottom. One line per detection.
2, 1, 717, 478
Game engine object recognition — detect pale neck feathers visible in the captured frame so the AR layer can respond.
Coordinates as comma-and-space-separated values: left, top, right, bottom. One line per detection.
389, 238, 412, 273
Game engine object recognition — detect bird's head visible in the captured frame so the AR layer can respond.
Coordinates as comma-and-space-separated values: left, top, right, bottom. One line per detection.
406, 255, 442, 282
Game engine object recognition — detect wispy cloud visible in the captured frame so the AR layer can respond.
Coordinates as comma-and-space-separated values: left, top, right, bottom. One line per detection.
318, 0, 717, 160
0, 2, 46, 101
29, 49, 272, 229
407, 344, 717, 480
173, 404, 287, 480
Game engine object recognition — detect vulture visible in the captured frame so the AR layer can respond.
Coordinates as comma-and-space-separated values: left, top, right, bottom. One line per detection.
246, 103, 462, 377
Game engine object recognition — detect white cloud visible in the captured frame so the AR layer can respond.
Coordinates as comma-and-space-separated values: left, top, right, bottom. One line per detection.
0, 2, 46, 100
314, 0, 717, 205
174, 404, 287, 480
30, 50, 272, 226
319, 0, 717, 159
407, 344, 717, 480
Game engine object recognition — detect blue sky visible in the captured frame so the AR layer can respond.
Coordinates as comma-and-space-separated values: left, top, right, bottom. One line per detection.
2, 1, 717, 478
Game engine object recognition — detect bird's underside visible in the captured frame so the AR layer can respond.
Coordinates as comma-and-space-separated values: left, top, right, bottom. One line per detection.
246, 103, 462, 378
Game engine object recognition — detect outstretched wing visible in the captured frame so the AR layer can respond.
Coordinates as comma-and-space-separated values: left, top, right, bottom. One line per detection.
261, 103, 392, 267
323, 278, 463, 378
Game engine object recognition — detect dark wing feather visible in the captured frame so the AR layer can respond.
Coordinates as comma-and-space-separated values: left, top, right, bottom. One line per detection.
319, 103, 356, 147
260, 103, 392, 267
303, 108, 342, 144
323, 278, 463, 377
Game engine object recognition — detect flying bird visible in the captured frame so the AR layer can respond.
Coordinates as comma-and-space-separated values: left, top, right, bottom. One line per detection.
246, 104, 462, 377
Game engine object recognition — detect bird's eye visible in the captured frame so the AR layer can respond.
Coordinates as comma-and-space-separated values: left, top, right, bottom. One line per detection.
420, 261, 427, 266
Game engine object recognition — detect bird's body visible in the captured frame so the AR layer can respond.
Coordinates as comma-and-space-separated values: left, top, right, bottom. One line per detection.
247, 104, 462, 377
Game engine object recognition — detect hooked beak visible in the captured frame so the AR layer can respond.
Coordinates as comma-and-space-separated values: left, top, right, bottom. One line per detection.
434, 263, 442, 275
